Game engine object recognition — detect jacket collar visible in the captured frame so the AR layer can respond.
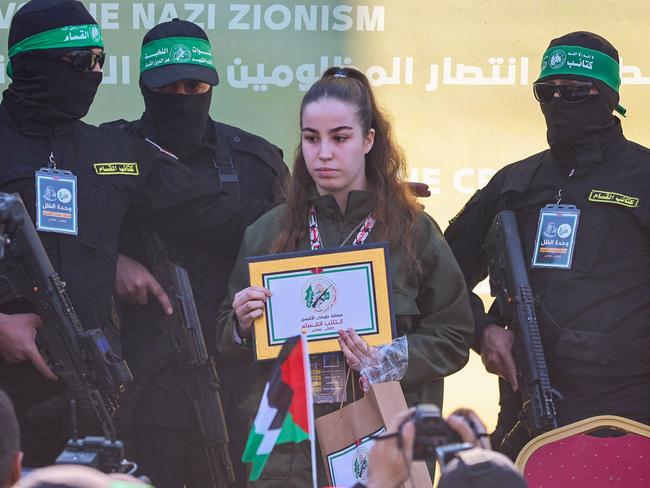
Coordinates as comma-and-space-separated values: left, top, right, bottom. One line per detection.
307, 185, 374, 223
137, 115, 218, 160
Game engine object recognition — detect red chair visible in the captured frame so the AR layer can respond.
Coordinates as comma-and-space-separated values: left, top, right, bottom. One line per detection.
516, 415, 650, 487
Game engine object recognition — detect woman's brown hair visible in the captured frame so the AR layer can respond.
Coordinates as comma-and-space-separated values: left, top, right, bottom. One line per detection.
272, 67, 422, 273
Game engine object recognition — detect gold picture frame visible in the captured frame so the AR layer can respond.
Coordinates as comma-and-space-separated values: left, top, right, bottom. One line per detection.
247, 243, 395, 361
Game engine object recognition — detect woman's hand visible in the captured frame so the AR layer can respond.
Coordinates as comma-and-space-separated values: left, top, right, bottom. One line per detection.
232, 286, 272, 338
338, 328, 377, 371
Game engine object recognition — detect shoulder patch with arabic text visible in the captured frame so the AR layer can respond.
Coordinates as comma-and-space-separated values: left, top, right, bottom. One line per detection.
588, 189, 639, 208
93, 162, 139, 176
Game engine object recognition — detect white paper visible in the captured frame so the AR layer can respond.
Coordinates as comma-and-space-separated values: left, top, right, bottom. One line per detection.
263, 263, 379, 345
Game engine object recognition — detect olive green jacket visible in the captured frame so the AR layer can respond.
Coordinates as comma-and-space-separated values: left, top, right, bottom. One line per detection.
217, 190, 473, 412
217, 190, 473, 485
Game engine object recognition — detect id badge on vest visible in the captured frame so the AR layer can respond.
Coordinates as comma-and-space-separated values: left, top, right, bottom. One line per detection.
35, 168, 78, 235
531, 204, 580, 269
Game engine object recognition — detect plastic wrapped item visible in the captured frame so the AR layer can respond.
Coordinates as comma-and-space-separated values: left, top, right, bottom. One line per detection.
359, 336, 409, 391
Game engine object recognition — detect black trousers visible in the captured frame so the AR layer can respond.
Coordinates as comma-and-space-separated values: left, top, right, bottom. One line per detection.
132, 425, 212, 488
130, 361, 253, 488
0, 362, 67, 467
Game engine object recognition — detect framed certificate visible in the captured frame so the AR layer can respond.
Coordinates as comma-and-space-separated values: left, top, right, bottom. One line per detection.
247, 243, 395, 360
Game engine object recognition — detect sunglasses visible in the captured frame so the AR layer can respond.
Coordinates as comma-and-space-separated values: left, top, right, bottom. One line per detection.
63, 50, 106, 72
533, 81, 595, 103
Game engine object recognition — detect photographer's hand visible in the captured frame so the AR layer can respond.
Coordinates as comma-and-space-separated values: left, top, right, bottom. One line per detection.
447, 408, 491, 450
366, 408, 415, 488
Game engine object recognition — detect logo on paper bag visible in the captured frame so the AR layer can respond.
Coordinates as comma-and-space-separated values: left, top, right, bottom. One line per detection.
353, 446, 369, 480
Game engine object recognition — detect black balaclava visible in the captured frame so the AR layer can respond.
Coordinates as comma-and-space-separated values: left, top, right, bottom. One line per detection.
140, 81, 213, 158
138, 18, 218, 157
5, 0, 103, 124
537, 32, 620, 158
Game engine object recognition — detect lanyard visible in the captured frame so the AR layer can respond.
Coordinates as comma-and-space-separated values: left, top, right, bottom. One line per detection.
308, 205, 376, 251
307, 204, 375, 406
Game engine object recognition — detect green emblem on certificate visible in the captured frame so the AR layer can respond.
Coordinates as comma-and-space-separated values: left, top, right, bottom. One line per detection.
247, 243, 395, 361
303, 276, 337, 313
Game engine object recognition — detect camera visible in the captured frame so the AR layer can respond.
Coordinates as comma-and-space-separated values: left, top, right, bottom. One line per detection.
410, 405, 462, 461
53, 400, 146, 479
55, 436, 125, 473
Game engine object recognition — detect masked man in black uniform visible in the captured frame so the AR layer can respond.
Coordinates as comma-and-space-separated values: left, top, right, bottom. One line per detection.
0, 0, 271, 467
445, 32, 650, 455
101, 19, 288, 488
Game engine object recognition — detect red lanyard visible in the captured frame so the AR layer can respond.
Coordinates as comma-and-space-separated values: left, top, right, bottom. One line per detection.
308, 205, 376, 251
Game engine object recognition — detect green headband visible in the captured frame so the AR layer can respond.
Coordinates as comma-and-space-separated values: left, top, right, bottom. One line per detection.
7, 24, 104, 78
538, 45, 621, 92
538, 45, 626, 116
140, 37, 216, 73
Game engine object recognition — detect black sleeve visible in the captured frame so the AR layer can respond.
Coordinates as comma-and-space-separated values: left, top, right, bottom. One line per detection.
444, 170, 507, 352
128, 150, 273, 246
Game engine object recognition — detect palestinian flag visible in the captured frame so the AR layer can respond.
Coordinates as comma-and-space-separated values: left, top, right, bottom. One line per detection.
242, 335, 312, 481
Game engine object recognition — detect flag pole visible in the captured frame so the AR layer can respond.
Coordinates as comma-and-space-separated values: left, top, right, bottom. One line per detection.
300, 332, 317, 488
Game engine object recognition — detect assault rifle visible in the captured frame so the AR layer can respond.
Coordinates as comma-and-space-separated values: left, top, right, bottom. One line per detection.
0, 194, 132, 440
483, 210, 559, 452
147, 234, 235, 486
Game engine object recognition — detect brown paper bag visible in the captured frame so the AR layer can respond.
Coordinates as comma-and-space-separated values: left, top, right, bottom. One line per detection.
315, 381, 432, 488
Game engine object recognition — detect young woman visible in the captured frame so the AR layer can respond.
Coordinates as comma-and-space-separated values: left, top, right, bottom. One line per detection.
217, 67, 473, 486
